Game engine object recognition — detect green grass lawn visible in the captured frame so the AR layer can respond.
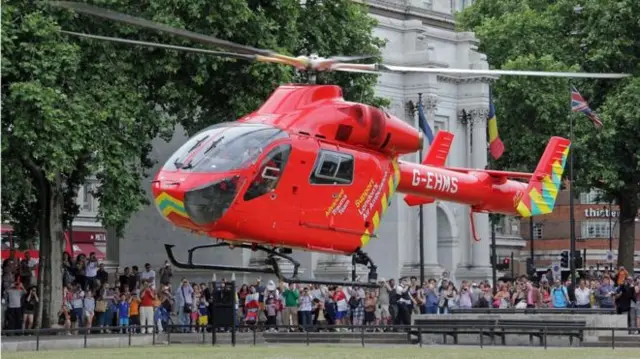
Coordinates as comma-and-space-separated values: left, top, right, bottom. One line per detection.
4, 345, 638, 359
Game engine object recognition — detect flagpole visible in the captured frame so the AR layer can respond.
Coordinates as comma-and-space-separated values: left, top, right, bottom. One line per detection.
417, 93, 425, 285
569, 110, 577, 286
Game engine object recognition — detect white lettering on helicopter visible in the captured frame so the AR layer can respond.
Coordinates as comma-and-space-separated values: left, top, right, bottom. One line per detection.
412, 169, 458, 194
358, 171, 389, 220
325, 189, 350, 217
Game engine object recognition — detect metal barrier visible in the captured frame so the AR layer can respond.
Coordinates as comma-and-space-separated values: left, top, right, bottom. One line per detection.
2, 324, 637, 350
449, 308, 617, 315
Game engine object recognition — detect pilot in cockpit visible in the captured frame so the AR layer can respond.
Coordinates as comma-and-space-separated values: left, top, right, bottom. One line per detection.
241, 138, 263, 165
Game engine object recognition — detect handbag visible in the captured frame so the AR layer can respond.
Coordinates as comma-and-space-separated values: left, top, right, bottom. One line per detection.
96, 300, 107, 312
181, 287, 192, 313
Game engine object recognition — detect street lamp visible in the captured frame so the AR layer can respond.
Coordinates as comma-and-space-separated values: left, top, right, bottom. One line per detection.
605, 201, 613, 252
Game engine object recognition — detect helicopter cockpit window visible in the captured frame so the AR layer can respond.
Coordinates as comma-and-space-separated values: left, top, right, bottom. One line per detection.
162, 122, 288, 173
310, 150, 354, 185
243, 144, 292, 201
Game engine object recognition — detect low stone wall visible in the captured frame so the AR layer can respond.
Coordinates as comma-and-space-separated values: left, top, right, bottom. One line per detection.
2, 335, 155, 352
411, 313, 628, 346
1, 332, 258, 352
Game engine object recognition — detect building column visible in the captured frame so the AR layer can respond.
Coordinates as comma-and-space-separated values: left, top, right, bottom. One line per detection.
421, 95, 444, 276
106, 225, 119, 264
470, 107, 491, 274
423, 203, 442, 267
401, 94, 443, 279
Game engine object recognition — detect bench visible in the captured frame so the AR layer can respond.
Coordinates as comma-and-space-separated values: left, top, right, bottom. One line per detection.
494, 319, 587, 346
409, 319, 500, 345
450, 308, 615, 315
409, 318, 587, 346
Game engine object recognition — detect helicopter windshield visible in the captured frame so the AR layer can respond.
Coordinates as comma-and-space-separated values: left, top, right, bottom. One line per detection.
163, 122, 288, 173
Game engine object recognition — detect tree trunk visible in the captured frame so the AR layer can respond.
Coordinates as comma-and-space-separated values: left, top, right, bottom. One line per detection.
617, 193, 637, 272
35, 174, 65, 328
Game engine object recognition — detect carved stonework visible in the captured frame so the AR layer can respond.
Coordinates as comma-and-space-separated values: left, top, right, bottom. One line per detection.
437, 75, 496, 84
423, 94, 439, 111
469, 108, 489, 123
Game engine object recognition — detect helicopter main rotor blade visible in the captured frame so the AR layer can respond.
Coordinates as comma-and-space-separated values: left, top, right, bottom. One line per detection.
327, 55, 375, 62
50, 2, 307, 68
60, 31, 294, 65
61, 31, 255, 60
331, 63, 630, 79
333, 68, 378, 75
379, 65, 631, 79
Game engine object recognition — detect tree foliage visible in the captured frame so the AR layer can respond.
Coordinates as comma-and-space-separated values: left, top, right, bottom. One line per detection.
2, 0, 385, 327
458, 0, 640, 270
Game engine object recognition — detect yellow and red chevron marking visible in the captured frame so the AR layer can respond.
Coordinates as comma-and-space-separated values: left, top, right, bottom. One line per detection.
360, 158, 401, 247
516, 143, 570, 217
155, 192, 189, 219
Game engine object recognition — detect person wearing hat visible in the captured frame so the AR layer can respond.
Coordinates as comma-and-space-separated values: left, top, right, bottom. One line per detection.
263, 280, 280, 328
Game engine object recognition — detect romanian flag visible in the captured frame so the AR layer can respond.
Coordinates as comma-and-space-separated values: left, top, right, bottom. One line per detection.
487, 89, 504, 160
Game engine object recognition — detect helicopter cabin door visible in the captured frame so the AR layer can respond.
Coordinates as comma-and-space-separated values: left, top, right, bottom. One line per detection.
239, 142, 297, 241
300, 142, 386, 251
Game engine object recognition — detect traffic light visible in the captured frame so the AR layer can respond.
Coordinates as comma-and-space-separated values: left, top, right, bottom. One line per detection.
574, 250, 583, 269
526, 257, 535, 276
560, 250, 569, 268
496, 257, 510, 271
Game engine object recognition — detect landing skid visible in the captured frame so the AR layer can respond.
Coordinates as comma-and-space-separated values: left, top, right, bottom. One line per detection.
164, 242, 380, 288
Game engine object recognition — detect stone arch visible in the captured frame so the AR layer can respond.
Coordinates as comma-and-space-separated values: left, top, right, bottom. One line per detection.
436, 202, 458, 240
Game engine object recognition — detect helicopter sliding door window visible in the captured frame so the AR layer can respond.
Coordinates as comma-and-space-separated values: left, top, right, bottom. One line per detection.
244, 144, 292, 201
310, 150, 354, 185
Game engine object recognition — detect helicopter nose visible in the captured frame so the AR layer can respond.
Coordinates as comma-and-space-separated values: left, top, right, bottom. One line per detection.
153, 173, 242, 229
183, 176, 241, 225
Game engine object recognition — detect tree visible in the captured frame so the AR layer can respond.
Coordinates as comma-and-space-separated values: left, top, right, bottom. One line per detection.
458, 0, 640, 270
1, 1, 169, 327
2, 0, 385, 327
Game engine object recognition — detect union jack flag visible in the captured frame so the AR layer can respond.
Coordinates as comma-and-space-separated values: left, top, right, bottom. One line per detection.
571, 86, 603, 129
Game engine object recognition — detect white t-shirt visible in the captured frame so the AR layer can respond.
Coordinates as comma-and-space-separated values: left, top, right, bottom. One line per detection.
141, 270, 156, 287
299, 295, 313, 311
72, 291, 85, 309
85, 260, 98, 277
336, 298, 348, 312
574, 287, 591, 306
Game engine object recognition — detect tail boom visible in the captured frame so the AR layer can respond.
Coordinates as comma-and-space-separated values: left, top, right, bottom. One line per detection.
397, 162, 528, 215
397, 136, 571, 217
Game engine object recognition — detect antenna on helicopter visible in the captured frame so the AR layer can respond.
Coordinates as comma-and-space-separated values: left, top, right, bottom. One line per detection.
308, 54, 319, 84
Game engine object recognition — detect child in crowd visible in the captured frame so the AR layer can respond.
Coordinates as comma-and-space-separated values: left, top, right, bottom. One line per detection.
197, 296, 209, 332
265, 297, 278, 332
129, 292, 141, 332
118, 294, 130, 333
84, 290, 96, 330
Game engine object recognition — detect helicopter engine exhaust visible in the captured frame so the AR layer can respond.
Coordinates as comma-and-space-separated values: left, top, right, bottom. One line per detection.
334, 103, 423, 155
250, 84, 423, 156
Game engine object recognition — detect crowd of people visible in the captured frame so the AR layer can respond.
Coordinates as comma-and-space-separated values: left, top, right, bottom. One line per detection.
231, 267, 640, 334
2, 251, 640, 336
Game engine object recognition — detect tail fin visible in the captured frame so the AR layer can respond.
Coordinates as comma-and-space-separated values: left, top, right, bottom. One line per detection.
403, 131, 454, 206
515, 137, 571, 217
422, 131, 454, 167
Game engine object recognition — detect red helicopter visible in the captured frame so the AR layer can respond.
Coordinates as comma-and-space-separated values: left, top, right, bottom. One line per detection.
54, 2, 629, 288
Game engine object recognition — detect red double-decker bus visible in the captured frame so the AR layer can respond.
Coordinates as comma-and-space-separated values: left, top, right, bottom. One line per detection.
1, 224, 105, 265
